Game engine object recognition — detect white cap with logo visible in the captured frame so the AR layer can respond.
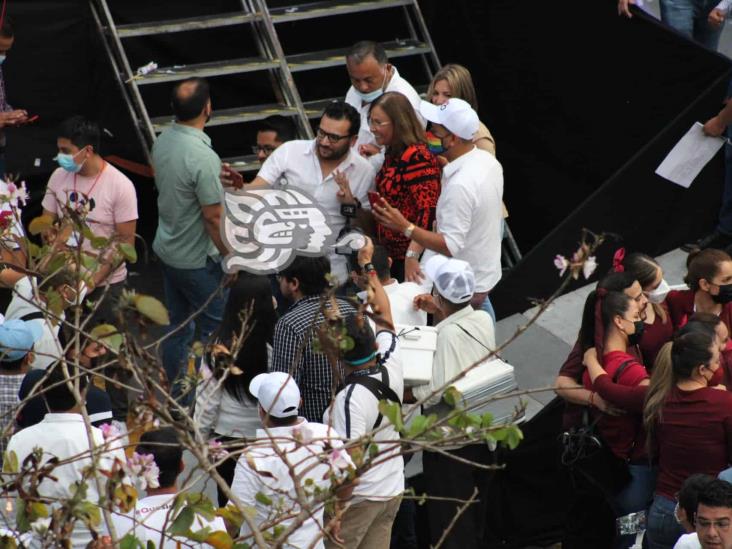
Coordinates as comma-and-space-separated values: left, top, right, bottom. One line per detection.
424, 254, 476, 304
419, 98, 479, 140
249, 372, 301, 418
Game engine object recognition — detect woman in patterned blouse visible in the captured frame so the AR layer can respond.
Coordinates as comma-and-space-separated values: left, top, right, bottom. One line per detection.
368, 91, 441, 282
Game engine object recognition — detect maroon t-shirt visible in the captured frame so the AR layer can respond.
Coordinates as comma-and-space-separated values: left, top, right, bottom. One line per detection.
666, 289, 732, 332
583, 351, 649, 460
639, 303, 674, 368
654, 386, 732, 500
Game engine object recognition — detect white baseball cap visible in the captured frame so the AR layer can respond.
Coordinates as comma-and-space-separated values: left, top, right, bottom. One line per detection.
424, 254, 476, 304
249, 372, 300, 418
419, 98, 479, 140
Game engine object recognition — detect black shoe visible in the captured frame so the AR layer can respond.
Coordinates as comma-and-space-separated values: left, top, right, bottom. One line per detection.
681, 230, 732, 252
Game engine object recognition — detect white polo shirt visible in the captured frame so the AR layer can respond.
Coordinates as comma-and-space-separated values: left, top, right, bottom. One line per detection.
230, 420, 351, 549
257, 139, 376, 283
345, 66, 426, 169
5, 413, 126, 549
424, 147, 504, 293
324, 331, 404, 503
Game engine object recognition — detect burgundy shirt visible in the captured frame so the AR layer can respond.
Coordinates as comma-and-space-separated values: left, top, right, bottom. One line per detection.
639, 303, 674, 368
583, 351, 649, 460
654, 386, 732, 500
666, 289, 732, 332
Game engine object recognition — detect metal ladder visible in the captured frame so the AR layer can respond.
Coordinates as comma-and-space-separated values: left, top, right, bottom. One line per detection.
91, 0, 522, 267
90, 0, 440, 171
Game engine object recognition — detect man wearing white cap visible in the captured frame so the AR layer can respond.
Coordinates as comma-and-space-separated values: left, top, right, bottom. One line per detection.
230, 372, 353, 548
372, 97, 504, 321
408, 254, 496, 549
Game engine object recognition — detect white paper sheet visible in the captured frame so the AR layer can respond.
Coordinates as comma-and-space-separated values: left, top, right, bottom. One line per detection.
655, 122, 725, 188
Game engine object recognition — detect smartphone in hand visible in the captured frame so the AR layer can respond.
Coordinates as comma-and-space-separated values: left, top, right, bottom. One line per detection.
367, 191, 381, 209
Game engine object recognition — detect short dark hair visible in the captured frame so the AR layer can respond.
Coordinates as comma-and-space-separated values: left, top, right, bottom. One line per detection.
279, 256, 331, 297
42, 362, 88, 412
346, 41, 388, 65
342, 314, 377, 365
58, 116, 101, 152
0, 17, 13, 39
350, 245, 390, 281
698, 479, 732, 511
678, 474, 715, 527
266, 414, 300, 427
322, 101, 361, 137
258, 115, 296, 143
0, 355, 25, 370
171, 78, 210, 122
136, 428, 181, 489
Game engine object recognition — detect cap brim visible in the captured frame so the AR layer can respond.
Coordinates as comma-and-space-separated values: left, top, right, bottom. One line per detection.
419, 100, 443, 125
424, 254, 451, 282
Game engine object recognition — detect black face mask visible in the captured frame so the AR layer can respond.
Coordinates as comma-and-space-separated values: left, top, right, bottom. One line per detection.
627, 320, 645, 346
711, 283, 732, 304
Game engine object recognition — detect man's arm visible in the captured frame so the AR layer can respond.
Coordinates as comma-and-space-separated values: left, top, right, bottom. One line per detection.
704, 98, 732, 137
358, 236, 393, 331
371, 199, 451, 256
201, 203, 230, 258
92, 220, 136, 287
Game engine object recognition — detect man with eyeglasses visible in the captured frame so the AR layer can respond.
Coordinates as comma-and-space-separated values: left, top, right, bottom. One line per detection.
345, 40, 425, 169
253, 115, 296, 162
247, 101, 376, 284
674, 479, 732, 548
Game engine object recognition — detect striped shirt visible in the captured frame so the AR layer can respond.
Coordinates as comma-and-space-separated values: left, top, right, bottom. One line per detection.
375, 142, 441, 260
270, 295, 356, 422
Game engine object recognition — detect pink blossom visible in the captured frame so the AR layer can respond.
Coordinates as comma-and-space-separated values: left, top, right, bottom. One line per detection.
583, 256, 598, 280
328, 448, 351, 471
6, 181, 27, 206
126, 452, 160, 490
99, 422, 121, 442
209, 440, 229, 461
292, 424, 317, 444
553, 255, 569, 276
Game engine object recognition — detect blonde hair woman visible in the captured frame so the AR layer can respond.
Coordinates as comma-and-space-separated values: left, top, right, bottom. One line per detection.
426, 63, 496, 155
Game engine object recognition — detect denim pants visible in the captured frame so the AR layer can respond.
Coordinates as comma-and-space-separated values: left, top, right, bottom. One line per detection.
160, 257, 227, 402
660, 0, 725, 50
646, 495, 685, 549
614, 464, 657, 548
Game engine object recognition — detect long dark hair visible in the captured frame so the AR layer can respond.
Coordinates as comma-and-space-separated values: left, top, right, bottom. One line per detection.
623, 252, 668, 324
577, 271, 636, 352
213, 274, 277, 403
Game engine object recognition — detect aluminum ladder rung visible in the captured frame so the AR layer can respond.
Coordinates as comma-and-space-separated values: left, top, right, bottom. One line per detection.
270, 0, 411, 23
115, 12, 260, 38
150, 103, 299, 132
288, 39, 430, 73
134, 57, 279, 85
222, 154, 261, 173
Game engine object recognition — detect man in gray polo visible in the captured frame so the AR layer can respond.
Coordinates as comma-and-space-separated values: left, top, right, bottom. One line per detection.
152, 77, 229, 400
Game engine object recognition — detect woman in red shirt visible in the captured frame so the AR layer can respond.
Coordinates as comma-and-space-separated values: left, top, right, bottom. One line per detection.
579, 290, 652, 545
618, 251, 674, 368
368, 92, 441, 281
643, 327, 732, 549
666, 248, 732, 332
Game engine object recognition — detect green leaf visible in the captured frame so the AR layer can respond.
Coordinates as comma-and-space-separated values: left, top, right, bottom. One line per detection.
133, 295, 170, 325
232, 544, 252, 549
338, 336, 355, 351
90, 236, 108, 249
168, 506, 195, 537
80, 254, 97, 271
480, 412, 494, 429
75, 501, 101, 527
44, 289, 64, 318
27, 242, 41, 260
407, 415, 430, 438
186, 526, 212, 543
15, 501, 28, 533
81, 225, 97, 241
255, 492, 273, 506
205, 530, 234, 549
28, 215, 53, 235
2, 450, 17, 473
90, 324, 123, 352
377, 400, 403, 431
119, 533, 143, 549
28, 502, 48, 521
119, 242, 137, 264
46, 253, 69, 276
504, 425, 524, 450
442, 386, 462, 408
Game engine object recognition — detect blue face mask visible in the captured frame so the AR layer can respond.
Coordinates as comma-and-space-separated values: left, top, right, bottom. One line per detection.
354, 67, 388, 104
55, 152, 84, 173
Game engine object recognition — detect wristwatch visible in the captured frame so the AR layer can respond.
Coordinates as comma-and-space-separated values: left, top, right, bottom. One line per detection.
361, 262, 376, 275
403, 223, 415, 238
405, 250, 420, 260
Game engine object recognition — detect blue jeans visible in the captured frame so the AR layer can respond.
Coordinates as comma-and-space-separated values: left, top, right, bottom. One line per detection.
161, 257, 227, 402
614, 465, 658, 548
646, 495, 685, 549
660, 0, 725, 50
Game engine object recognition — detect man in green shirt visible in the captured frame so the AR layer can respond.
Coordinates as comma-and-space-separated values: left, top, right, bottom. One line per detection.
152, 77, 229, 400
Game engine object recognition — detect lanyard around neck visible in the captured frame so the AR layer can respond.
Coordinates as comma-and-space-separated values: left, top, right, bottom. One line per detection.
72, 160, 106, 204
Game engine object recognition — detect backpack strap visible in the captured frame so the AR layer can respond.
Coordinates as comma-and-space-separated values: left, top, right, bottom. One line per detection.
19, 312, 45, 322
343, 368, 401, 433
612, 359, 635, 383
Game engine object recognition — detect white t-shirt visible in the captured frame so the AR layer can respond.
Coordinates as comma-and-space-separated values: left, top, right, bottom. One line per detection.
674, 532, 700, 549
230, 420, 351, 549
257, 140, 376, 283
113, 493, 227, 547
345, 66, 426, 170
324, 331, 404, 502
423, 146, 504, 293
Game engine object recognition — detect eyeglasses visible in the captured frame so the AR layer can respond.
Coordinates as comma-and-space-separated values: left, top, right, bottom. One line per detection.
252, 145, 277, 155
368, 118, 391, 129
697, 517, 732, 531
316, 128, 351, 144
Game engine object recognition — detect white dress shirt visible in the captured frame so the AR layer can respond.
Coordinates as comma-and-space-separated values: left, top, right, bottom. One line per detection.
345, 66, 426, 169
257, 139, 376, 283
423, 146, 504, 293
230, 420, 351, 548
6, 413, 126, 549
412, 305, 496, 408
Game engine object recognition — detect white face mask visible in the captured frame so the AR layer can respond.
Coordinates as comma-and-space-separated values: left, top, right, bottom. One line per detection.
646, 279, 670, 304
